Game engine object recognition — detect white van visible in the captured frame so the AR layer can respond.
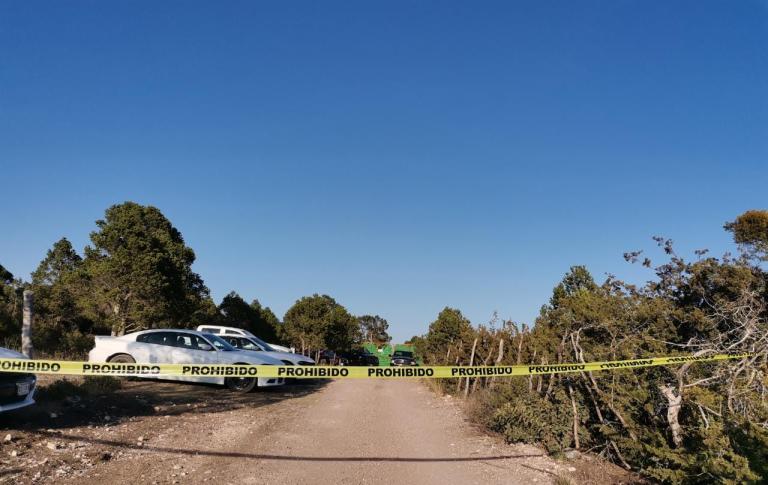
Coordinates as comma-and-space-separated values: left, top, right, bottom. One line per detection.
195, 325, 313, 366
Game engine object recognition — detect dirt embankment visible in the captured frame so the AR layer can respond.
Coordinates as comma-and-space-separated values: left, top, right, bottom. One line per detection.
1, 377, 637, 484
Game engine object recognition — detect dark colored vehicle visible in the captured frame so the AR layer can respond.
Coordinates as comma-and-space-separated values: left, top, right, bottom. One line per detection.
317, 350, 338, 365
0, 372, 36, 411
339, 349, 379, 366
390, 350, 418, 367
0, 347, 37, 412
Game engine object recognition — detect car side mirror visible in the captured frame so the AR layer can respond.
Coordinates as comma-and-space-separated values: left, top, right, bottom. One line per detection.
199, 344, 213, 351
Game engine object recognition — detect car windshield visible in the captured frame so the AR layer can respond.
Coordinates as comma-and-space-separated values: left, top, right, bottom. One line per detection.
203, 334, 236, 351
249, 335, 276, 352
393, 351, 413, 358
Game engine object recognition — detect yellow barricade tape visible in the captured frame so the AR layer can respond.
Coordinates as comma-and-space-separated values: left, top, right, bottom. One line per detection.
0, 353, 751, 379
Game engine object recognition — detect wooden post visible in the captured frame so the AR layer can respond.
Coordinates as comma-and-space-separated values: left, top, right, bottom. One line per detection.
473, 341, 494, 393
464, 337, 478, 397
454, 355, 462, 393
490, 339, 504, 387
21, 290, 34, 358
568, 380, 580, 449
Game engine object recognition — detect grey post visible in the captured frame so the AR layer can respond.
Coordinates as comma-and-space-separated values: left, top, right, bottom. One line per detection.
21, 290, 34, 358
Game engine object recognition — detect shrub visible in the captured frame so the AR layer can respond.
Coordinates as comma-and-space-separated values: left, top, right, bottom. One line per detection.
476, 380, 575, 452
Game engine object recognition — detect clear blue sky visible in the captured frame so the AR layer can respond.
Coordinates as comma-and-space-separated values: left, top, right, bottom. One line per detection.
1, 1, 766, 342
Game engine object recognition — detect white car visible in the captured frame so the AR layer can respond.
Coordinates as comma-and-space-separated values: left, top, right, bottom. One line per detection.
195, 325, 309, 364
88, 329, 285, 392
0, 347, 36, 412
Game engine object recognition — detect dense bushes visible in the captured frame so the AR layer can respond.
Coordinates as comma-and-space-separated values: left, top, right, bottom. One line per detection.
413, 212, 768, 483
476, 380, 575, 452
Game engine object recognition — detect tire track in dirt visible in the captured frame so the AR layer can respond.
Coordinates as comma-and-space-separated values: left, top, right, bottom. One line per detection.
23, 379, 581, 484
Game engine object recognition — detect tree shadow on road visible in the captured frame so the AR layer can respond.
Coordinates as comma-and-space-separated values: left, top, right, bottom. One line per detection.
0, 378, 328, 432
18, 428, 550, 464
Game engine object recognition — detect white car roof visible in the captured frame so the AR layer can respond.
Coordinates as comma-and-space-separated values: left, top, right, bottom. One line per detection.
194, 325, 256, 338
127, 329, 211, 338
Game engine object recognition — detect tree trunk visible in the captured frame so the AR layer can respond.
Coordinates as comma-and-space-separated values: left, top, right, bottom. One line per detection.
464, 338, 478, 397
454, 355, 462, 394
516, 330, 525, 365
528, 349, 537, 391
21, 290, 34, 358
659, 384, 683, 448
490, 339, 504, 387
567, 381, 580, 449
473, 342, 495, 392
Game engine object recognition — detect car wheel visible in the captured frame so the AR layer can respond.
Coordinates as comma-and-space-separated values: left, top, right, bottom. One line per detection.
225, 376, 257, 393
108, 354, 136, 363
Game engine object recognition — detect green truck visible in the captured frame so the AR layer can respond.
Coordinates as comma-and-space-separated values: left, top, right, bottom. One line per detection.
361, 343, 421, 366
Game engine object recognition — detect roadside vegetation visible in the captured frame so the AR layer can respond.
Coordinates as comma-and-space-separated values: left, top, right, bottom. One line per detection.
2, 202, 766, 482
0, 201, 390, 359
410, 210, 768, 484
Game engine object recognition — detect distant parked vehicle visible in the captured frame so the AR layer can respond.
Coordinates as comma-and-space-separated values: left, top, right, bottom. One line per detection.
390, 350, 418, 367
0, 347, 36, 412
196, 325, 296, 354
88, 329, 285, 392
316, 350, 339, 365
204, 333, 315, 366
339, 349, 379, 366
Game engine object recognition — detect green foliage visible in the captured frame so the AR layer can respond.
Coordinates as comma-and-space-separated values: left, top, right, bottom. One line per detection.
549, 265, 597, 309
283, 294, 360, 353
725, 210, 768, 259
0, 264, 14, 284
415, 218, 768, 483
480, 380, 575, 452
81, 202, 211, 335
28, 238, 95, 355
217, 292, 280, 341
0, 263, 22, 343
423, 307, 473, 363
358, 314, 391, 344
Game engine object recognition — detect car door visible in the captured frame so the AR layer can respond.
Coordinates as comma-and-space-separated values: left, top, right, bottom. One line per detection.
137, 332, 176, 364
168, 332, 219, 383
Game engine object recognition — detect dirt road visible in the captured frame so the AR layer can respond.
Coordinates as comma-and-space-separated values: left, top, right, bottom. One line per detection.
193, 379, 560, 484
2, 378, 627, 484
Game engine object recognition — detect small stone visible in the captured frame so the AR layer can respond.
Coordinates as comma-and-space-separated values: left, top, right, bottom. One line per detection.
564, 450, 579, 459
49, 412, 58, 419
173, 464, 182, 470
104, 415, 111, 421
567, 466, 577, 472
46, 441, 60, 450
10, 450, 18, 457
3, 433, 12, 442
137, 436, 145, 442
